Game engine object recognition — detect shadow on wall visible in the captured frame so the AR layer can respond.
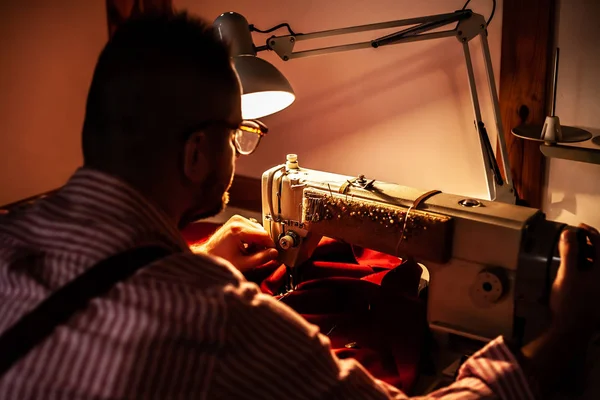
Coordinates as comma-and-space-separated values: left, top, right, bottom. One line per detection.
236, 34, 497, 200
544, 126, 600, 224
267, 41, 470, 148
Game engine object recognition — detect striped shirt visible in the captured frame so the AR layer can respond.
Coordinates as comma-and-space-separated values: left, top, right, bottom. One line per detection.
0, 168, 535, 399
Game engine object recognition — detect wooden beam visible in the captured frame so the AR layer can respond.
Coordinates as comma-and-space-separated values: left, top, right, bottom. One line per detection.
498, 0, 556, 208
106, 0, 173, 38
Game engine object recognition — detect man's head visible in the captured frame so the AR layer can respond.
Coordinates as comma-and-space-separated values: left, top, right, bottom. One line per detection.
82, 12, 241, 226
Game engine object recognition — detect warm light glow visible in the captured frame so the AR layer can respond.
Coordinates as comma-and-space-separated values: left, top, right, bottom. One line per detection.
239, 125, 262, 134
241, 91, 295, 119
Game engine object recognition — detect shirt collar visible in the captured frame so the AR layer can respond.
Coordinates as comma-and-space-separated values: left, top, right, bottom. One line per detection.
60, 167, 190, 251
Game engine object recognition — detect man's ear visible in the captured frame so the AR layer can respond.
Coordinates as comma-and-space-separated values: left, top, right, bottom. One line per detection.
183, 132, 209, 183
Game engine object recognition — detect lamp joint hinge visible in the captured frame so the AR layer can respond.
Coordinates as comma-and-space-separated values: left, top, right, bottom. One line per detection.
455, 13, 486, 43
269, 36, 297, 61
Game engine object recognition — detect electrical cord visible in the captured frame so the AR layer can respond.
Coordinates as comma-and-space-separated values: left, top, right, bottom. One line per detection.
461, 0, 496, 26
249, 22, 302, 52
252, 0, 495, 46
249, 22, 298, 36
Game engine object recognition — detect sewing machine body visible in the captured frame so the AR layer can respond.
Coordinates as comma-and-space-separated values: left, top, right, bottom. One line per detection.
261, 157, 565, 343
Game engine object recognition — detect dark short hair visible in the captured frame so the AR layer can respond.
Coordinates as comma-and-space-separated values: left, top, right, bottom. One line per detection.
82, 11, 235, 166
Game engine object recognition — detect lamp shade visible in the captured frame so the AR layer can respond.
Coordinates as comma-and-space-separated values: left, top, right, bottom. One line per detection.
214, 12, 295, 119
233, 55, 295, 119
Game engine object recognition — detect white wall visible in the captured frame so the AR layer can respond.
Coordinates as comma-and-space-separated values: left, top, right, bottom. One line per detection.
543, 0, 600, 228
0, 1, 107, 205
0, 0, 506, 205
177, 0, 504, 200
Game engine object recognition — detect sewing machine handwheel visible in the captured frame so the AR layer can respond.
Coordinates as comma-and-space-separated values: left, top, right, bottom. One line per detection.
470, 268, 507, 308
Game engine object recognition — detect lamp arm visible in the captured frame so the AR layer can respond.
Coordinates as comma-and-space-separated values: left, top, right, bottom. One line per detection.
266, 30, 456, 60
262, 10, 471, 61
372, 10, 472, 46
459, 16, 515, 203
256, 10, 515, 203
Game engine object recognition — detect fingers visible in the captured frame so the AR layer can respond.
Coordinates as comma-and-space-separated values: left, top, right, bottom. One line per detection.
579, 223, 599, 236
559, 225, 599, 274
559, 229, 579, 272
576, 224, 600, 264
237, 248, 279, 271
230, 214, 263, 229
238, 228, 276, 248
247, 217, 262, 227
225, 215, 275, 248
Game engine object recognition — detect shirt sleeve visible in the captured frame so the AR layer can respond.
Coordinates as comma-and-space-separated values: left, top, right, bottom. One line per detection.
209, 281, 535, 400
425, 336, 536, 400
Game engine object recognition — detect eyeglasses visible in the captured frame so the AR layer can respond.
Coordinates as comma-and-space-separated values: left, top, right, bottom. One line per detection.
183, 119, 269, 156
232, 119, 269, 155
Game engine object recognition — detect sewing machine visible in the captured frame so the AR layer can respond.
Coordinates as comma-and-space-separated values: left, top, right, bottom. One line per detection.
261, 154, 567, 345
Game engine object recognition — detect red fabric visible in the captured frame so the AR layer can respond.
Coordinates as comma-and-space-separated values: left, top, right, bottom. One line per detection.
181, 222, 219, 245
182, 222, 427, 392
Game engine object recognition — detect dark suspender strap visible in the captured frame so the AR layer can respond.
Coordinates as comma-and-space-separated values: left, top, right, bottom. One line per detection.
0, 245, 172, 377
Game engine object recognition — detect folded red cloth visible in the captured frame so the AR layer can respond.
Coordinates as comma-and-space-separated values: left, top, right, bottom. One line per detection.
182, 222, 427, 393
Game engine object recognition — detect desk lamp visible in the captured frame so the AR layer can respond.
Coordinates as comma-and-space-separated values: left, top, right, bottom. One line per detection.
214, 6, 516, 204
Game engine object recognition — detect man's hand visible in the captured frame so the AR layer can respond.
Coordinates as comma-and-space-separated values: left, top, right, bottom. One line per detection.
550, 223, 600, 335
195, 215, 279, 273
520, 223, 600, 396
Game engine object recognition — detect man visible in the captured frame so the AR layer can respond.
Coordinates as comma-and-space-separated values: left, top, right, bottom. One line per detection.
0, 12, 598, 399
